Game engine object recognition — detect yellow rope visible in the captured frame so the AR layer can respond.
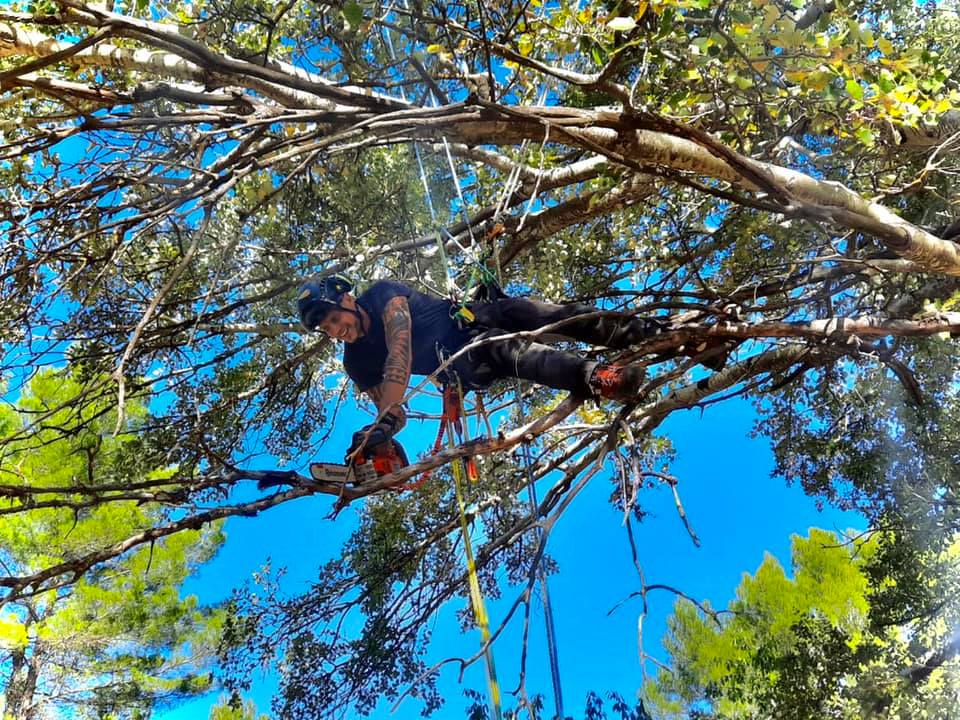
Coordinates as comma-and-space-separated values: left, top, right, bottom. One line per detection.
447, 381, 502, 720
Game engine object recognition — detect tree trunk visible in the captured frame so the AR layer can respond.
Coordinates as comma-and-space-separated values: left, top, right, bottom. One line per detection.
5, 647, 39, 720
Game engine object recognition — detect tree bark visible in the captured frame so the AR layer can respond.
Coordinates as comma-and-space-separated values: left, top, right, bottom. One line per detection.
5, 645, 39, 720
445, 112, 960, 275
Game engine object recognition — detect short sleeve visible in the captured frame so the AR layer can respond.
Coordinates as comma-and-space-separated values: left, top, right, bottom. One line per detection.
361, 280, 412, 314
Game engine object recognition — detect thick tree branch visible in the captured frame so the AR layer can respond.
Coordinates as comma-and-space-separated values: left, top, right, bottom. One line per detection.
499, 173, 657, 264
441, 109, 960, 276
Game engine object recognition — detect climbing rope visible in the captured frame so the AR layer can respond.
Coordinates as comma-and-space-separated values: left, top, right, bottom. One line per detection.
447, 381, 502, 720
377, 16, 563, 717
377, 17, 506, 717
514, 380, 565, 719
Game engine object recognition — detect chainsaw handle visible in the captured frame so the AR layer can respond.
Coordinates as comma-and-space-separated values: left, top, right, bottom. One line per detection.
353, 439, 408, 477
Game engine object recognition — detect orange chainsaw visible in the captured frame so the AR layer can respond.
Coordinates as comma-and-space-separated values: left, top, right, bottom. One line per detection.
309, 438, 409, 485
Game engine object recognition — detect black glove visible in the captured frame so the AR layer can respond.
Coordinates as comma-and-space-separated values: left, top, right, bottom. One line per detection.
345, 416, 399, 464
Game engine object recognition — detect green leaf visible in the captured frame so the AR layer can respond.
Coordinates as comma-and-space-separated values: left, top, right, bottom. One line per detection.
341, 1, 363, 30
590, 42, 606, 67
691, 37, 711, 55
877, 69, 896, 93
845, 79, 864, 101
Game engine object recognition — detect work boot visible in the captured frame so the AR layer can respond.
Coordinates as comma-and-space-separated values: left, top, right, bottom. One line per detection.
598, 317, 668, 349
588, 363, 646, 402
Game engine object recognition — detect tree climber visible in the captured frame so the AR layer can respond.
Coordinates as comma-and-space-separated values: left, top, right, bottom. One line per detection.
297, 276, 681, 465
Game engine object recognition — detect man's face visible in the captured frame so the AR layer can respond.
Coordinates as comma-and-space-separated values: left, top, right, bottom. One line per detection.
317, 308, 362, 343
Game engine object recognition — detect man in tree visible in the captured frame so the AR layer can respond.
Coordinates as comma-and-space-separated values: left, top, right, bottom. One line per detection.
297, 275, 666, 460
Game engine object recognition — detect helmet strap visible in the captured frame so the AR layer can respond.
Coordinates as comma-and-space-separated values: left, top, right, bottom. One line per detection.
348, 304, 368, 336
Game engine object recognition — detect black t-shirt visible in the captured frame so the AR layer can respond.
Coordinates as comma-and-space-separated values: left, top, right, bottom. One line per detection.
343, 280, 474, 391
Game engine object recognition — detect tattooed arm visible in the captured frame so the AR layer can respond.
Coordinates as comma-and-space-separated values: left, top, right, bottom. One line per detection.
365, 296, 412, 430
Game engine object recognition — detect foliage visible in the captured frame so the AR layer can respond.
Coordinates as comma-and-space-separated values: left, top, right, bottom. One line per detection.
761, 339, 960, 547
208, 695, 270, 720
647, 529, 960, 719
0, 370, 226, 719
462, 688, 652, 719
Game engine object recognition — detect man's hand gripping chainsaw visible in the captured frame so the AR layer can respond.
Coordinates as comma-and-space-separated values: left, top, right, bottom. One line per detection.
309, 420, 409, 486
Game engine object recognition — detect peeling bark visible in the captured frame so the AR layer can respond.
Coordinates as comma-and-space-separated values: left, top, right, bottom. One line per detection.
794, 0, 836, 30
448, 112, 960, 276
894, 110, 960, 149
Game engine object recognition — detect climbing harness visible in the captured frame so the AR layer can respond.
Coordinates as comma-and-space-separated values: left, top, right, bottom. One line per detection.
396, 384, 478, 492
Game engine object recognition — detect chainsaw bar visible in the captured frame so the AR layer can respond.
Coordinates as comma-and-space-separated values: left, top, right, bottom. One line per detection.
309, 462, 378, 485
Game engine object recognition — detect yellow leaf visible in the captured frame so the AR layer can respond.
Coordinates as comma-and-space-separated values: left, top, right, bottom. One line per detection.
806, 71, 832, 92
894, 89, 918, 104
827, 47, 851, 69
0, 615, 28, 650
426, 44, 443, 54
934, 98, 952, 113
878, 37, 893, 56
636, 1, 649, 19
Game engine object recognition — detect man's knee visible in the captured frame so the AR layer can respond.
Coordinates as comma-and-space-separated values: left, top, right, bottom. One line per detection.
452, 329, 510, 388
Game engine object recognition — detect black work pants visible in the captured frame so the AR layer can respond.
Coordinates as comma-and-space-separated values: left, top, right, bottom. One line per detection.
452, 298, 662, 395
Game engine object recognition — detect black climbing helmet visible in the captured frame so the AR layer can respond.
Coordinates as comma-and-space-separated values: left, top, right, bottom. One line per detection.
297, 275, 354, 331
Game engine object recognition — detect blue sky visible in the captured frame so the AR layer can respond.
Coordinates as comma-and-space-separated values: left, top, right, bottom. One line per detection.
160, 390, 863, 720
